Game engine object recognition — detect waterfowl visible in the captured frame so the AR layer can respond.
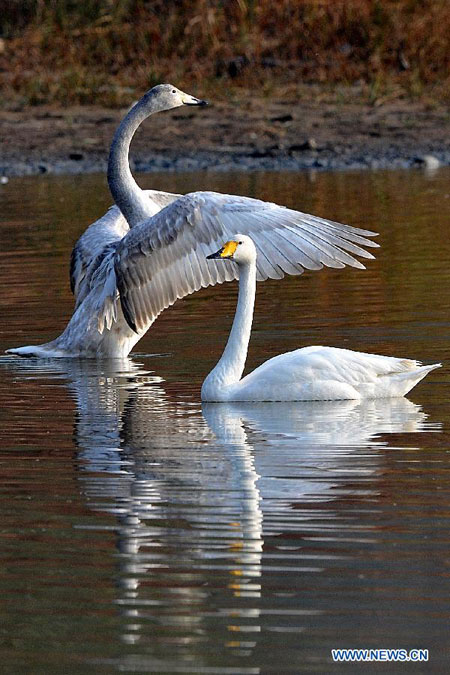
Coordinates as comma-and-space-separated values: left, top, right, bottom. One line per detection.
8, 84, 378, 358
201, 235, 440, 401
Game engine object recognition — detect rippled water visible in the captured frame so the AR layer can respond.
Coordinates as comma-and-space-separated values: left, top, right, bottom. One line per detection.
1, 169, 450, 673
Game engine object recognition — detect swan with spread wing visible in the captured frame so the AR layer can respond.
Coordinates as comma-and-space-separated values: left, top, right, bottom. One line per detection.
7, 84, 378, 358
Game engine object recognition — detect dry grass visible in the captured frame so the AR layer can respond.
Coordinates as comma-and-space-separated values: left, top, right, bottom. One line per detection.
1, 0, 450, 108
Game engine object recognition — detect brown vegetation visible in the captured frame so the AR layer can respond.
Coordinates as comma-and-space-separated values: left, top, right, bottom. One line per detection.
1, 0, 450, 108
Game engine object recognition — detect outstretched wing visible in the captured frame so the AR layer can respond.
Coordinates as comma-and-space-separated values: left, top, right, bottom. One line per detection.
113, 191, 379, 334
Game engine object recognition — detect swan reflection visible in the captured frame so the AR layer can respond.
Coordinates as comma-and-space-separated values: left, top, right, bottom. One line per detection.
205, 397, 434, 443
203, 397, 436, 514
2, 355, 440, 656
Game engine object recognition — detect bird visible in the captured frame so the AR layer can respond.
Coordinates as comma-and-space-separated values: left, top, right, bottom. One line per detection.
201, 235, 440, 401
7, 84, 379, 359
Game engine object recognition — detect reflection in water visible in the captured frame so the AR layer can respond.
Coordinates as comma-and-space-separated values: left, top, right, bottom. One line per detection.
203, 398, 432, 512
70, 359, 264, 657
6, 356, 438, 668
1, 167, 449, 672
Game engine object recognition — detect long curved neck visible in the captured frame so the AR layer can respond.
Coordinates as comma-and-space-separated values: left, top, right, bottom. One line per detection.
206, 260, 256, 389
107, 97, 160, 227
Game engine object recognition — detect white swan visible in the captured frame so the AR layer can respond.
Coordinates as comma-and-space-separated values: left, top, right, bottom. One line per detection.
7, 84, 379, 358
201, 235, 441, 401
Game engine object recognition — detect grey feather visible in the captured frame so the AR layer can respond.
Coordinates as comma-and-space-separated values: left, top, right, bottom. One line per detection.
110, 190, 378, 333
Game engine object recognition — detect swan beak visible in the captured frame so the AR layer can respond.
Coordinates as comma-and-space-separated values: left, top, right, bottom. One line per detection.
207, 241, 238, 259
183, 94, 208, 106
207, 247, 224, 259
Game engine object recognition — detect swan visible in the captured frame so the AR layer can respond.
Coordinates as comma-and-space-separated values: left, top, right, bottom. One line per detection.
201, 235, 441, 401
7, 84, 379, 358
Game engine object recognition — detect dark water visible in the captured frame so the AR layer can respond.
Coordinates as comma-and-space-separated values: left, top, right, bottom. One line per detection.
1, 169, 449, 673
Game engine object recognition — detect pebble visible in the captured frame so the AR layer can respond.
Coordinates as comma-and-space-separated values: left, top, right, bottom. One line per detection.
421, 155, 441, 171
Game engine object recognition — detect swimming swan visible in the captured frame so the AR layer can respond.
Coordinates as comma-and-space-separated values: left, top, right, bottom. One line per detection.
201, 235, 440, 401
8, 84, 378, 358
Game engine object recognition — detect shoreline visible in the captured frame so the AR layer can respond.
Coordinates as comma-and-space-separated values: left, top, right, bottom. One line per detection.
2, 98, 450, 177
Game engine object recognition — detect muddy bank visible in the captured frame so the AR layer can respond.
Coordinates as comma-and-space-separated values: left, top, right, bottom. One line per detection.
2, 98, 450, 177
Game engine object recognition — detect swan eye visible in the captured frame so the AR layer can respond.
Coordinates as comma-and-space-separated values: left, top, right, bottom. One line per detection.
172, 89, 176, 94
238, 241, 243, 245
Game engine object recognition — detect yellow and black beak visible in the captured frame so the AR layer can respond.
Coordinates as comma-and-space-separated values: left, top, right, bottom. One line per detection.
207, 241, 238, 260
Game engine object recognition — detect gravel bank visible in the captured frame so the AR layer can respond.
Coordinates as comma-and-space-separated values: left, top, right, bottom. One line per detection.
2, 98, 450, 177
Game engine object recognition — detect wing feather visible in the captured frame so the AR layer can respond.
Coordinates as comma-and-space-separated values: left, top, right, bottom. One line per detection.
112, 191, 379, 334
69, 189, 181, 306
279, 220, 365, 269
282, 215, 376, 262
264, 226, 326, 272
70, 205, 129, 302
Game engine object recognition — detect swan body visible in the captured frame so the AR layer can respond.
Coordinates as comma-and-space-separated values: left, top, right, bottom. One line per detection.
201, 236, 440, 402
7, 84, 379, 359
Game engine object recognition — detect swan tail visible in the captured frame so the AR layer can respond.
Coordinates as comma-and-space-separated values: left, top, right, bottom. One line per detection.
6, 345, 42, 357
376, 362, 441, 397
6, 344, 66, 358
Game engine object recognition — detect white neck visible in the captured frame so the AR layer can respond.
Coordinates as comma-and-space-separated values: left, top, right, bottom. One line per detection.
107, 97, 161, 228
202, 260, 256, 396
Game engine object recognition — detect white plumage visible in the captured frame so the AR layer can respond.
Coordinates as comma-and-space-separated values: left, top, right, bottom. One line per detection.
7, 84, 378, 359
201, 235, 440, 401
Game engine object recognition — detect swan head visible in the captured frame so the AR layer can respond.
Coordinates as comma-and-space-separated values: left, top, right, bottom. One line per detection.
142, 84, 208, 112
207, 234, 257, 265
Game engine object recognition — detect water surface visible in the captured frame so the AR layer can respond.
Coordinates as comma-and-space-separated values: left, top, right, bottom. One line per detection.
1, 169, 449, 673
